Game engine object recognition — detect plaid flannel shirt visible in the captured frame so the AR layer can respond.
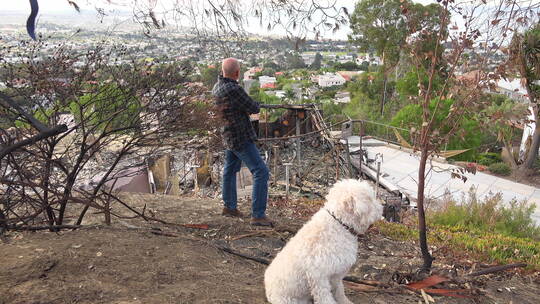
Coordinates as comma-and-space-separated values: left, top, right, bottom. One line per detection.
212, 76, 260, 150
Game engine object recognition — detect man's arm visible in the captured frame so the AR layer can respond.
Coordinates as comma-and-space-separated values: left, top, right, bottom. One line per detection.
229, 85, 260, 114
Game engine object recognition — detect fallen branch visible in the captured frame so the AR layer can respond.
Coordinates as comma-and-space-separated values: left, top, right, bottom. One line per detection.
0, 124, 67, 160
150, 230, 181, 237
0, 91, 50, 132
214, 243, 271, 265
175, 223, 210, 230
422, 288, 472, 298
343, 281, 380, 292
230, 232, 266, 241
229, 230, 281, 241
107, 192, 209, 230
7, 224, 82, 231
343, 276, 389, 287
467, 263, 527, 277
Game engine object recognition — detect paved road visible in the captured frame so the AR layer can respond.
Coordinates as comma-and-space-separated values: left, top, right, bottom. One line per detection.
347, 137, 540, 225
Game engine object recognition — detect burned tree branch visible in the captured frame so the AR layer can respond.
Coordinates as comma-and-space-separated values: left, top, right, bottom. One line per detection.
7, 224, 82, 231
0, 124, 67, 160
0, 91, 49, 132
467, 263, 527, 277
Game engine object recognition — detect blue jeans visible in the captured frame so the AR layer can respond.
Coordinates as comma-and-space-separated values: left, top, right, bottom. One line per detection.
222, 141, 269, 218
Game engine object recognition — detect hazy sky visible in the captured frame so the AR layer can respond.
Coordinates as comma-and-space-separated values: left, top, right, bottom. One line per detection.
1, 0, 536, 40
0, 0, 438, 39
1, 0, 124, 12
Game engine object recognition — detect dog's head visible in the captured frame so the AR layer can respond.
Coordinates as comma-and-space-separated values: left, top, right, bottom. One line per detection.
324, 179, 383, 233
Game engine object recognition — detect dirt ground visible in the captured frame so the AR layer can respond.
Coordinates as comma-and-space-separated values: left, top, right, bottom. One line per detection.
1, 193, 539, 304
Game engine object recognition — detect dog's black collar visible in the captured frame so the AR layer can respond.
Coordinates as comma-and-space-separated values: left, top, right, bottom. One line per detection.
325, 208, 362, 238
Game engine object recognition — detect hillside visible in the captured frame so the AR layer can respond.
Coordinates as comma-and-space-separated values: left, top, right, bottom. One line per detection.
1, 194, 538, 304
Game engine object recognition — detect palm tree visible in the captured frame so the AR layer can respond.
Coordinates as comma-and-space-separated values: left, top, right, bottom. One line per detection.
509, 23, 540, 169
284, 88, 296, 104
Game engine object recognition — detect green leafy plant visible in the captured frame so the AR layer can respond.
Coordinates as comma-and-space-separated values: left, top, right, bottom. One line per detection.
71, 84, 141, 133
390, 98, 481, 160
489, 162, 511, 176
477, 152, 503, 166
376, 220, 540, 269
375, 189, 540, 270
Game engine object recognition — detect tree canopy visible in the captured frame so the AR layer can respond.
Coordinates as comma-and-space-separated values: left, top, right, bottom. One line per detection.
310, 52, 323, 70
349, 0, 407, 67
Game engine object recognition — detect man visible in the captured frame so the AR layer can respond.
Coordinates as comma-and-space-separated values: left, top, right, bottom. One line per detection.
212, 58, 272, 227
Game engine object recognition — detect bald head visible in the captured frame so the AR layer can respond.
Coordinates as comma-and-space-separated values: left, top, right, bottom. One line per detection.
222, 57, 240, 80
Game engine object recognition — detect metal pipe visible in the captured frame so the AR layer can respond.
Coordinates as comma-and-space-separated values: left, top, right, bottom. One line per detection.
272, 145, 279, 185
335, 148, 340, 181
284, 162, 292, 197
344, 138, 353, 178
375, 162, 380, 199
296, 111, 301, 164
265, 109, 268, 139
375, 153, 383, 199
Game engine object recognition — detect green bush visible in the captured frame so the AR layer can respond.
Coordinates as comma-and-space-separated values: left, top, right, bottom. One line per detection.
377, 190, 540, 269
429, 191, 539, 240
477, 152, 502, 166
489, 162, 511, 175
376, 221, 540, 269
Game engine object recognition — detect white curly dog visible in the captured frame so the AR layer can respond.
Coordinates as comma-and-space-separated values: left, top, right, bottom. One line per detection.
264, 179, 383, 304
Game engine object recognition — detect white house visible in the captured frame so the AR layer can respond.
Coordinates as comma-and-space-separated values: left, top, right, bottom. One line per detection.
356, 54, 382, 65
318, 73, 346, 87
337, 55, 354, 64
494, 78, 528, 103
259, 76, 277, 88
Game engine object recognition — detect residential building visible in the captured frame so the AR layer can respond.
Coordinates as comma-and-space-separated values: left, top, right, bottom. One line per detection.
494, 78, 528, 103
337, 55, 354, 64
356, 54, 382, 65
259, 75, 277, 89
318, 73, 346, 87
